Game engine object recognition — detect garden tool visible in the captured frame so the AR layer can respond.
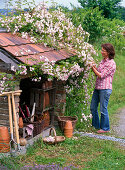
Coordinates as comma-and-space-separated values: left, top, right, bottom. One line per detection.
0, 90, 22, 96
19, 105, 29, 123
25, 105, 31, 118
8, 93, 17, 151
11, 91, 21, 151
30, 102, 36, 122
0, 90, 22, 152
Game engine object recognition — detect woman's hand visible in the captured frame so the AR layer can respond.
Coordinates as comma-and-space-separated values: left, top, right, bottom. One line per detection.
92, 66, 101, 78
89, 61, 97, 69
89, 61, 101, 78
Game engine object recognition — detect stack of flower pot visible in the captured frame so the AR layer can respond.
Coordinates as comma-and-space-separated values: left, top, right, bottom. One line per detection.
0, 126, 10, 153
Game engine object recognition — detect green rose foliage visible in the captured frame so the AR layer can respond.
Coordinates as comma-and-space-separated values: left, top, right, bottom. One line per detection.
0, 2, 99, 130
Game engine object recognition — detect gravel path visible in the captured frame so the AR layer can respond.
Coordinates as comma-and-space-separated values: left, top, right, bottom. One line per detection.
74, 131, 125, 145
112, 108, 125, 138
75, 108, 125, 145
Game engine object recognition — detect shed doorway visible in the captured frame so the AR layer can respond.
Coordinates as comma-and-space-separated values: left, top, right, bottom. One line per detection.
19, 78, 56, 137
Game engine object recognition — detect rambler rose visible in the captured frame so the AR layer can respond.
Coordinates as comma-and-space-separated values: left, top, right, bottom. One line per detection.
0, 2, 97, 126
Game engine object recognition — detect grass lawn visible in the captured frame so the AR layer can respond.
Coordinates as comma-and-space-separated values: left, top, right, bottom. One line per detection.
108, 52, 125, 136
109, 52, 125, 111
0, 135, 125, 169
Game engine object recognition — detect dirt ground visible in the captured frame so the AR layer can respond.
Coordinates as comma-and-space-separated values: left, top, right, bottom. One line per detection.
112, 108, 125, 138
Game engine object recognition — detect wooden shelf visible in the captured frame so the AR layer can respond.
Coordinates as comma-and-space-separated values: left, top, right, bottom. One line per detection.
30, 85, 56, 126
43, 106, 54, 112
36, 106, 54, 113
31, 87, 56, 92
42, 87, 56, 91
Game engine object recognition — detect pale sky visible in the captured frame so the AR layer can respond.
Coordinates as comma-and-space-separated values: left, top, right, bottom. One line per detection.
41, 0, 125, 8
1, 0, 125, 9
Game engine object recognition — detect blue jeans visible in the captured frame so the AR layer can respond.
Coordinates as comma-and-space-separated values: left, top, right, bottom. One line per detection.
90, 89, 112, 131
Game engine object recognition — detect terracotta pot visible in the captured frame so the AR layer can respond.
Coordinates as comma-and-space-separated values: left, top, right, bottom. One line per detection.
48, 81, 52, 88
64, 121, 73, 138
43, 93, 46, 109
19, 117, 23, 128
45, 92, 50, 107
0, 126, 10, 153
45, 81, 48, 89
43, 92, 50, 109
43, 111, 50, 127
42, 83, 46, 89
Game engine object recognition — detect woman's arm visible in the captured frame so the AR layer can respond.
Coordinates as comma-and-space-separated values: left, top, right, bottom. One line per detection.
92, 66, 101, 78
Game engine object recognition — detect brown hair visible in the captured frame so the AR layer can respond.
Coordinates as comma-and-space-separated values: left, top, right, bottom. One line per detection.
101, 43, 115, 59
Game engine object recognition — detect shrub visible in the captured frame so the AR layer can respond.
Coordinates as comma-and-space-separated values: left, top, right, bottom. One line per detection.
81, 7, 104, 43
100, 19, 125, 51
70, 7, 104, 43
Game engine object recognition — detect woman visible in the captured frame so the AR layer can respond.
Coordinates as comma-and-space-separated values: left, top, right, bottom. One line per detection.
90, 43, 116, 133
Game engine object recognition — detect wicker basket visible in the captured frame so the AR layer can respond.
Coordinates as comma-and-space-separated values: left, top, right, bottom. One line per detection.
33, 120, 45, 137
43, 127, 65, 144
24, 120, 45, 137
57, 116, 78, 131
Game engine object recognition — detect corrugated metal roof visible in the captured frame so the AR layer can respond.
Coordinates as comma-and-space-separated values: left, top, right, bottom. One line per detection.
0, 32, 76, 65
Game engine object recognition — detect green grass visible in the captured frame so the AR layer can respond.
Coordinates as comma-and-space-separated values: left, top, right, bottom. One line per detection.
108, 51, 125, 134
0, 135, 125, 169
109, 52, 125, 111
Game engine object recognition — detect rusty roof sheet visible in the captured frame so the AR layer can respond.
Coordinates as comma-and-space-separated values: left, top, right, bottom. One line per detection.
3, 44, 47, 56
0, 32, 75, 64
16, 56, 37, 65
0, 33, 31, 46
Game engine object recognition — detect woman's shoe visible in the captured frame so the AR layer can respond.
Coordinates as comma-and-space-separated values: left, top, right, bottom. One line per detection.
97, 129, 109, 133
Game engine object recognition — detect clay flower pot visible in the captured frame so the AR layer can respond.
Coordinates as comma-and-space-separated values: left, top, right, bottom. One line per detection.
43, 111, 50, 127
48, 81, 52, 88
43, 91, 50, 109
19, 117, 23, 128
45, 92, 50, 107
42, 83, 46, 89
64, 121, 73, 138
45, 81, 48, 89
0, 126, 10, 153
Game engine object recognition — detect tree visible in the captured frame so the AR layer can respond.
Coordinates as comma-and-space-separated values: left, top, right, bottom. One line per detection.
118, 6, 125, 21
78, 0, 122, 19
70, 7, 104, 42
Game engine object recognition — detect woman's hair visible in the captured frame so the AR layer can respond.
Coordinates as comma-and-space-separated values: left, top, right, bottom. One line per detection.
101, 43, 115, 59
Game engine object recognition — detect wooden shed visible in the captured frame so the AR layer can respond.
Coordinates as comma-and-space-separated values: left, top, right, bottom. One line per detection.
0, 30, 76, 138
